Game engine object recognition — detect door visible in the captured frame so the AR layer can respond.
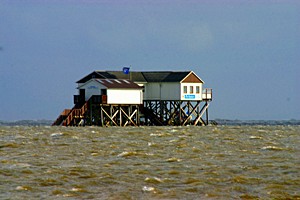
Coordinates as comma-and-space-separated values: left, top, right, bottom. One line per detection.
101, 89, 107, 104
79, 89, 85, 102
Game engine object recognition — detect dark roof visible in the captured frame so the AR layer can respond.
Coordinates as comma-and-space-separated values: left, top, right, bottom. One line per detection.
95, 79, 142, 89
94, 71, 148, 82
77, 70, 197, 83
77, 71, 130, 83
76, 71, 106, 83
142, 71, 190, 82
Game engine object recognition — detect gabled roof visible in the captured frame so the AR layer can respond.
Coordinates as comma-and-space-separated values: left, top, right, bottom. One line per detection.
77, 71, 129, 83
78, 78, 142, 89
181, 71, 204, 83
76, 71, 106, 83
77, 70, 204, 83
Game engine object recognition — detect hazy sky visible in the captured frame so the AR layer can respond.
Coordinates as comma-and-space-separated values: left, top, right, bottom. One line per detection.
1, 0, 299, 121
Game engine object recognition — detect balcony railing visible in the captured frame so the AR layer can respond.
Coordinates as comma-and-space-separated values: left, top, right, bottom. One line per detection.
91, 95, 107, 104
74, 95, 107, 105
202, 88, 212, 100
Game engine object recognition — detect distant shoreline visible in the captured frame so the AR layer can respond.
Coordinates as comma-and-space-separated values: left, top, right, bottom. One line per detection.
1, 119, 299, 126
0, 120, 53, 126
211, 119, 300, 126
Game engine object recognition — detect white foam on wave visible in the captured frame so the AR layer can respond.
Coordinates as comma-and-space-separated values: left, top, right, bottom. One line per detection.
249, 136, 262, 139
142, 186, 155, 192
261, 146, 284, 151
50, 132, 64, 137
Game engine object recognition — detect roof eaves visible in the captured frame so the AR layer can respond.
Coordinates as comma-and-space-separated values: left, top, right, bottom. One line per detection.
180, 71, 204, 83
76, 71, 106, 83
77, 78, 104, 89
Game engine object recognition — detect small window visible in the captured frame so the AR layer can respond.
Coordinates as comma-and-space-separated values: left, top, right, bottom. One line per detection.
190, 86, 194, 94
183, 86, 187, 94
196, 86, 200, 94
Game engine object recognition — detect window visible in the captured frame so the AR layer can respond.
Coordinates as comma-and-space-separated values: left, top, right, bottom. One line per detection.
196, 86, 200, 94
190, 86, 194, 94
183, 86, 187, 93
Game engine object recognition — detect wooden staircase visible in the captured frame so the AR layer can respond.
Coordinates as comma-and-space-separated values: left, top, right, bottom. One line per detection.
63, 101, 89, 126
52, 109, 71, 126
52, 100, 89, 126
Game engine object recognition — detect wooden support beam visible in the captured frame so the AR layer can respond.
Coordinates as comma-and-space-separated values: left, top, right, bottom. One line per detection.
119, 105, 122, 126
100, 106, 104, 126
101, 107, 119, 126
193, 102, 209, 126
143, 99, 209, 126
122, 108, 138, 126
167, 109, 178, 125
206, 102, 209, 125
182, 101, 201, 125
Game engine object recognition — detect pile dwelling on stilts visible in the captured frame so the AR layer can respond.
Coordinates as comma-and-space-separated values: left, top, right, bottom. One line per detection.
52, 70, 212, 127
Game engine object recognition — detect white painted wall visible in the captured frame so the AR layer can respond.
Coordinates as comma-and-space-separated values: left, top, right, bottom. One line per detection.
144, 82, 180, 100
144, 83, 160, 100
78, 79, 142, 104
79, 79, 204, 103
180, 83, 203, 101
78, 80, 103, 101
144, 82, 203, 101
77, 83, 85, 88
107, 89, 143, 104
160, 83, 180, 100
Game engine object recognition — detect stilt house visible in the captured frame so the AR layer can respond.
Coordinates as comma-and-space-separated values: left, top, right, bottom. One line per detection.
53, 70, 212, 126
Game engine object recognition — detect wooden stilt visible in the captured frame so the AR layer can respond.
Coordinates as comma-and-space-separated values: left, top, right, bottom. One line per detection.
206, 102, 209, 125
62, 98, 210, 127
143, 100, 210, 126
101, 105, 104, 126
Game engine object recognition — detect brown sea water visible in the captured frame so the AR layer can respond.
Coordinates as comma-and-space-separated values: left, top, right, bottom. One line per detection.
0, 125, 299, 199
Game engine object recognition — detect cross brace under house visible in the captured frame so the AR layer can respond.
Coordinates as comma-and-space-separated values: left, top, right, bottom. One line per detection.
142, 100, 210, 126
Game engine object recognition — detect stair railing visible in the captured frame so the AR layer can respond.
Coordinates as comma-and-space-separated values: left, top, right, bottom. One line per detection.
63, 98, 90, 126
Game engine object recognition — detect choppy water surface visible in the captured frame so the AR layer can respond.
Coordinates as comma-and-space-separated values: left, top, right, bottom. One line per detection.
0, 125, 299, 199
